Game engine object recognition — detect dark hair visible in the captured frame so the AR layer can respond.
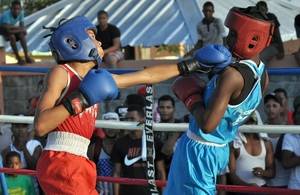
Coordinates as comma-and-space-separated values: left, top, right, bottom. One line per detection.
256, 1, 268, 9
11, 0, 21, 7
97, 10, 108, 17
238, 6, 269, 20
274, 88, 288, 98
11, 123, 29, 131
125, 94, 145, 107
158, 95, 175, 107
203, 1, 214, 9
127, 104, 145, 118
264, 93, 282, 106
295, 15, 300, 38
295, 14, 300, 25
5, 151, 21, 165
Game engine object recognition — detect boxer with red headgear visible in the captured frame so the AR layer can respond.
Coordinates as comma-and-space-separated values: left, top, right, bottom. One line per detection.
34, 15, 229, 194
165, 7, 274, 195
225, 7, 274, 59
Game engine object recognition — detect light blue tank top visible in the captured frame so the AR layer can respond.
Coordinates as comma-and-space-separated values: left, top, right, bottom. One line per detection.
189, 60, 265, 144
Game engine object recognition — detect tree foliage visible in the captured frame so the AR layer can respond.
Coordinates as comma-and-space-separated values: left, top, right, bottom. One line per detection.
0, 0, 59, 15
25, 0, 59, 15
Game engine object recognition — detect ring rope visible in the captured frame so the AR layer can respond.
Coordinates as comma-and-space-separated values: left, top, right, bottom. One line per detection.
1, 65, 300, 75
1, 115, 300, 134
1, 168, 300, 194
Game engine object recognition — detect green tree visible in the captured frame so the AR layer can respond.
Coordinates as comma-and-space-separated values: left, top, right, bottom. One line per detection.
24, 0, 59, 15
0, 0, 59, 15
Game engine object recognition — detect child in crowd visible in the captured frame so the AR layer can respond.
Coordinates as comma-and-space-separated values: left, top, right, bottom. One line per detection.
2, 151, 36, 195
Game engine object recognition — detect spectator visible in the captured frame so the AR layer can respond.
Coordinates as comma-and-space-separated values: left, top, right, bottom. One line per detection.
274, 88, 294, 124
113, 93, 145, 125
0, 0, 34, 64
264, 93, 291, 188
257, 1, 284, 65
124, 93, 146, 108
113, 93, 145, 122
111, 105, 166, 195
264, 93, 285, 125
155, 95, 182, 176
197, 1, 225, 46
0, 123, 12, 153
1, 121, 42, 170
229, 112, 275, 189
3, 151, 36, 195
281, 95, 300, 190
98, 112, 120, 195
294, 14, 300, 65
185, 1, 225, 56
96, 10, 124, 68
295, 14, 300, 38
156, 95, 182, 142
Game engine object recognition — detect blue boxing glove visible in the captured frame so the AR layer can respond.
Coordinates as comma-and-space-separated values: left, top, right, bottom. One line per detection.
62, 69, 119, 115
177, 44, 232, 75
194, 44, 232, 74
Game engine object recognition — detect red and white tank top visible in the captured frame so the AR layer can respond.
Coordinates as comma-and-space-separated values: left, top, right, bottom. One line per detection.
55, 64, 98, 139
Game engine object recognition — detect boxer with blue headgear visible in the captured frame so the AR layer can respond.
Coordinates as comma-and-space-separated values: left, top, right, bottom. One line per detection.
35, 15, 232, 194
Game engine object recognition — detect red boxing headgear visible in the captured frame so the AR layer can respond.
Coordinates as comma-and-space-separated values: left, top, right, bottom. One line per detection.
225, 7, 274, 59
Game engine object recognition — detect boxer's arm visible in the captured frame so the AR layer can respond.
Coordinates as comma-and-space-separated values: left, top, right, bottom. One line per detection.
192, 68, 243, 133
113, 45, 231, 88
263, 72, 269, 94
113, 64, 180, 88
34, 67, 70, 136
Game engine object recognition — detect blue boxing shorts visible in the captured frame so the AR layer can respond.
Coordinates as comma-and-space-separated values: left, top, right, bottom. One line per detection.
164, 132, 229, 195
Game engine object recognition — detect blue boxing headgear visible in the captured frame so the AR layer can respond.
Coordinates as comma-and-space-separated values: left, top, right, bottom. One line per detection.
48, 16, 102, 66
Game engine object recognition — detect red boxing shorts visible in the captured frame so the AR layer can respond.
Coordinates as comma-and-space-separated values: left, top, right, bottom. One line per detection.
37, 150, 98, 195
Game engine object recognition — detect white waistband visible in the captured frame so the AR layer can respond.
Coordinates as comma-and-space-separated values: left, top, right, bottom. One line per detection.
44, 131, 90, 158
187, 130, 226, 147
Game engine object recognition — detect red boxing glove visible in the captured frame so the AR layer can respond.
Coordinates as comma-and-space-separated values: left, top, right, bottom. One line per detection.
172, 75, 206, 111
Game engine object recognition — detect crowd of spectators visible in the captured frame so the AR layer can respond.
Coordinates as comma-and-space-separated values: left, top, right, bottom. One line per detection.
1, 88, 300, 194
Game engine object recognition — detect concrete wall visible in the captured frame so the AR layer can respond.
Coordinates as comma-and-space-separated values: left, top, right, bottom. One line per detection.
2, 74, 300, 121
2, 75, 44, 115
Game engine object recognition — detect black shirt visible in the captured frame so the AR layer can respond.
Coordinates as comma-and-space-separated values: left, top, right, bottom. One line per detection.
96, 23, 121, 50
111, 134, 163, 195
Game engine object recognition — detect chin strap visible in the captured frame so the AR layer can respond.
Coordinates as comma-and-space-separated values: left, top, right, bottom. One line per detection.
89, 48, 102, 69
